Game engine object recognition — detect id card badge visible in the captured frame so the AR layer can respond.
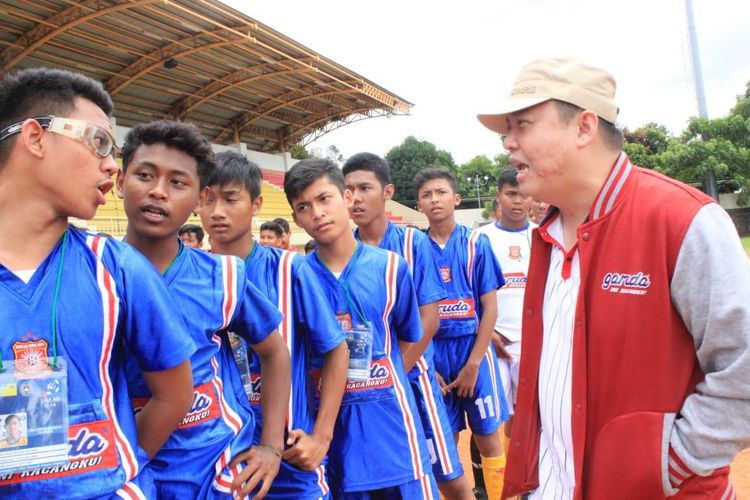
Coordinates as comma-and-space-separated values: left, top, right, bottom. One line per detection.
344, 322, 373, 382
0, 357, 69, 474
228, 333, 253, 399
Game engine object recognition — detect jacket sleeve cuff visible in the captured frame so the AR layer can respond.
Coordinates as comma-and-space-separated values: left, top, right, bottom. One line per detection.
668, 446, 696, 488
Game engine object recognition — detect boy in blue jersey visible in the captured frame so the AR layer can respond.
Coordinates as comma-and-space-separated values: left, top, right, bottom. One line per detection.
117, 121, 291, 499
199, 151, 349, 499
414, 167, 509, 500
284, 158, 439, 499
342, 153, 473, 499
0, 67, 194, 498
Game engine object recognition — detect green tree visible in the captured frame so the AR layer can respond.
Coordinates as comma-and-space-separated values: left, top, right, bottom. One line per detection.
456, 154, 510, 208
385, 136, 457, 204
289, 144, 308, 160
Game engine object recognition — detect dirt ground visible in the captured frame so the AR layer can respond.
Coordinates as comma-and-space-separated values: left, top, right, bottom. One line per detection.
457, 431, 750, 496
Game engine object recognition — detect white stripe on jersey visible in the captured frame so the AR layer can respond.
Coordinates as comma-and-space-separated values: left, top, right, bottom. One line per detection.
115, 481, 147, 500
86, 236, 139, 481
382, 251, 425, 480
277, 250, 295, 431
403, 227, 415, 274
530, 217, 578, 500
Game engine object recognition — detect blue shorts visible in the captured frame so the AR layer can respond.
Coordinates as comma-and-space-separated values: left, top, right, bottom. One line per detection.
409, 360, 464, 483
334, 473, 438, 500
433, 336, 509, 435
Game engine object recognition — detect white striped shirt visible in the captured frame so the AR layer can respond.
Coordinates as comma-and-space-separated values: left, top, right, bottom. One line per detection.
530, 215, 579, 500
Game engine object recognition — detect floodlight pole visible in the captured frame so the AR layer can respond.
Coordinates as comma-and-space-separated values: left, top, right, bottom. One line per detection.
685, 0, 718, 200
466, 175, 489, 209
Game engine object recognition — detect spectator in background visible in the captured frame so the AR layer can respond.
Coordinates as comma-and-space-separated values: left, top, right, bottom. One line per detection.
303, 239, 316, 255
273, 217, 291, 249
178, 223, 204, 249
259, 221, 283, 248
528, 199, 549, 225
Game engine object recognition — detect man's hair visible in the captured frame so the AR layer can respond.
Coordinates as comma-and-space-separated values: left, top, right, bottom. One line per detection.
0, 67, 113, 166
304, 239, 317, 253
341, 152, 392, 187
260, 221, 283, 238
413, 167, 458, 195
4, 414, 19, 426
272, 217, 290, 234
178, 223, 204, 243
121, 120, 217, 188
209, 151, 263, 200
553, 100, 624, 151
497, 168, 519, 190
283, 158, 344, 205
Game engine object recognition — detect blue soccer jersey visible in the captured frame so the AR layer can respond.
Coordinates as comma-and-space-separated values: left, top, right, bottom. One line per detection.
306, 244, 433, 493
428, 225, 505, 338
0, 228, 195, 499
126, 243, 282, 498
244, 243, 346, 499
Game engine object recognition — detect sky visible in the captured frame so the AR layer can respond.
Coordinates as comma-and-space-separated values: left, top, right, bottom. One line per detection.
221, 0, 750, 165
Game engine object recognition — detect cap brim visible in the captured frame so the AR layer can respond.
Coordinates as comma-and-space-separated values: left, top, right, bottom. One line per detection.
477, 97, 551, 134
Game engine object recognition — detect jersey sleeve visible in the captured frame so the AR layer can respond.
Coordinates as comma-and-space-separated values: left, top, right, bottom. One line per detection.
474, 232, 504, 296
293, 259, 347, 354
230, 272, 283, 346
391, 255, 423, 343
112, 243, 196, 372
412, 232, 447, 306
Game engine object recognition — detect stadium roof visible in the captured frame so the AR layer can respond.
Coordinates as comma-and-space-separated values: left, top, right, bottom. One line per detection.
0, 0, 412, 152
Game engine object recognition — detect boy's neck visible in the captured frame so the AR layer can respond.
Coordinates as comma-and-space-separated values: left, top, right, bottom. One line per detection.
210, 235, 255, 261
357, 214, 389, 246
498, 216, 529, 230
427, 217, 456, 245
124, 229, 180, 274
317, 232, 358, 273
0, 185, 69, 270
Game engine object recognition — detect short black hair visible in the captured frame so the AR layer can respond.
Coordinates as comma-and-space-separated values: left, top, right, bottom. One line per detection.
209, 151, 263, 200
553, 100, 624, 151
4, 414, 19, 426
304, 239, 317, 253
121, 120, 216, 188
341, 152, 392, 187
413, 167, 458, 195
496, 168, 519, 191
272, 217, 290, 234
178, 223, 204, 243
284, 159, 345, 206
260, 221, 283, 238
0, 67, 113, 166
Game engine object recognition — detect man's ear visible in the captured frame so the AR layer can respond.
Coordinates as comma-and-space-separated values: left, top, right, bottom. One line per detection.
20, 118, 47, 160
252, 193, 263, 217
576, 110, 599, 148
343, 188, 354, 208
454, 192, 462, 207
116, 170, 125, 198
384, 183, 395, 201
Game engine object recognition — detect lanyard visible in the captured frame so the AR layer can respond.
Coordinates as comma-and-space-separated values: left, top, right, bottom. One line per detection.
322, 243, 367, 325
0, 230, 68, 372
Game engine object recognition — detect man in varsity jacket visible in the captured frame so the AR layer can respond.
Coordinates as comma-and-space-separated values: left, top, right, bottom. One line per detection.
477, 57, 750, 499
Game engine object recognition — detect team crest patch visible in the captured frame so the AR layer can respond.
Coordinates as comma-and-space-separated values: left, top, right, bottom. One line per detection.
12, 334, 50, 374
601, 271, 651, 295
439, 266, 451, 283
508, 245, 522, 259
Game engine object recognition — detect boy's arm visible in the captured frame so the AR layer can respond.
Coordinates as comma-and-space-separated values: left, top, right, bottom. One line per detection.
446, 289, 497, 398
231, 331, 291, 498
402, 302, 439, 372
284, 340, 348, 471
137, 360, 194, 458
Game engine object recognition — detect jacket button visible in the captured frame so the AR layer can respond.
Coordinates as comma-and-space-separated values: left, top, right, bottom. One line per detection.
525, 309, 532, 317
521, 378, 527, 385
582, 232, 590, 241
575, 404, 582, 412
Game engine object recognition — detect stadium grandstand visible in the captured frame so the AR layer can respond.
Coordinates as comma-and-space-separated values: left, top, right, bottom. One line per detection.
1, 0, 426, 248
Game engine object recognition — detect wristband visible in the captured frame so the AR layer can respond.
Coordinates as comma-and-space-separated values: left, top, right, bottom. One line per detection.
256, 444, 282, 458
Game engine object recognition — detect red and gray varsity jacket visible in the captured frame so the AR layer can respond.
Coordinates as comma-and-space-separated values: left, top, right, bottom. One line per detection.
503, 154, 738, 499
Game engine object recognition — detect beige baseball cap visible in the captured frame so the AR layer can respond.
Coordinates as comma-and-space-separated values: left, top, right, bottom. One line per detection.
477, 57, 618, 134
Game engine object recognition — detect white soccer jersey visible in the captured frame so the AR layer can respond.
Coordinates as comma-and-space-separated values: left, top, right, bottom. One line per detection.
477, 222, 535, 343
